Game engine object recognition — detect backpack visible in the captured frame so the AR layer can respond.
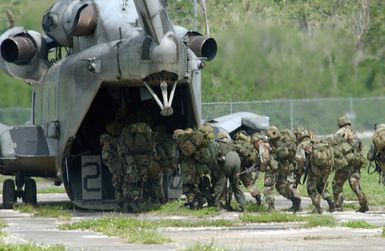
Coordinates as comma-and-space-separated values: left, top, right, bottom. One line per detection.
277, 129, 297, 162
310, 140, 332, 168
121, 123, 155, 153
374, 127, 385, 152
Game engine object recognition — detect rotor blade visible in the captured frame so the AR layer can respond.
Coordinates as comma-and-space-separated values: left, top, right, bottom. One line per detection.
133, 0, 174, 44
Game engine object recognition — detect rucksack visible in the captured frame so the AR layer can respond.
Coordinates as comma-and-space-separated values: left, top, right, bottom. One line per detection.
374, 127, 385, 152
310, 140, 332, 168
121, 123, 155, 153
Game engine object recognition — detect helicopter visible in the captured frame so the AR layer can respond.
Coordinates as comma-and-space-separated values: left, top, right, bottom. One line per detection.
0, 0, 217, 209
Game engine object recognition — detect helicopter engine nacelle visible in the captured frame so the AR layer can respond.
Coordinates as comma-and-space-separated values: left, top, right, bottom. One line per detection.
0, 27, 51, 83
186, 32, 217, 61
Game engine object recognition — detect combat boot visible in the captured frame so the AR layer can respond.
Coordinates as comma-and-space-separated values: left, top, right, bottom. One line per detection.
288, 196, 301, 213
326, 197, 335, 212
356, 204, 369, 213
314, 204, 322, 214
255, 194, 262, 206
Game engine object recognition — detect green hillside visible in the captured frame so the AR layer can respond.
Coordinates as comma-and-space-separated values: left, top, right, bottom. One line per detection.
0, 0, 384, 106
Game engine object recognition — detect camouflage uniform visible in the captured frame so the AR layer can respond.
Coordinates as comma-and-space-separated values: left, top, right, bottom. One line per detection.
144, 126, 179, 203
266, 126, 301, 212
332, 115, 368, 212
251, 133, 277, 210
100, 133, 124, 206
118, 122, 155, 212
367, 124, 385, 185
211, 150, 246, 211
173, 126, 215, 209
233, 132, 261, 204
294, 128, 334, 213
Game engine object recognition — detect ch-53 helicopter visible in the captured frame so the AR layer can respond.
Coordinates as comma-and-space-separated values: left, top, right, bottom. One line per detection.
0, 0, 218, 209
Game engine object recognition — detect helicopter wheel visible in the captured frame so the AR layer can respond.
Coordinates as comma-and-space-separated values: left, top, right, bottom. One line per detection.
2, 179, 16, 209
23, 178, 37, 206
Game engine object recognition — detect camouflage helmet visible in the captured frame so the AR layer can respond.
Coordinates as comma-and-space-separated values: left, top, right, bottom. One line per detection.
100, 133, 112, 146
375, 123, 385, 130
265, 126, 281, 139
173, 129, 185, 141
251, 132, 265, 143
337, 115, 351, 127
294, 127, 311, 141
198, 123, 214, 135
216, 131, 230, 140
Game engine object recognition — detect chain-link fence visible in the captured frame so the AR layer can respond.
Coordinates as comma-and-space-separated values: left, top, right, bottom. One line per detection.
203, 97, 385, 135
1, 97, 384, 135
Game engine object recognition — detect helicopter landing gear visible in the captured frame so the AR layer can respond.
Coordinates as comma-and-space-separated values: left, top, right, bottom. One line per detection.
1, 173, 37, 209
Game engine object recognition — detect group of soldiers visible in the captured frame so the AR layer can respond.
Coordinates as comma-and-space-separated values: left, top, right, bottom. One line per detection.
100, 114, 377, 214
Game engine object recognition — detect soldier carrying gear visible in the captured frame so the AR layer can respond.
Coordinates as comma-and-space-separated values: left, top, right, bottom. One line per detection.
233, 131, 261, 205
100, 133, 124, 207
367, 123, 385, 186
118, 122, 156, 212
332, 115, 368, 213
211, 151, 246, 212
266, 126, 301, 213
295, 131, 335, 214
173, 128, 215, 209
251, 132, 277, 210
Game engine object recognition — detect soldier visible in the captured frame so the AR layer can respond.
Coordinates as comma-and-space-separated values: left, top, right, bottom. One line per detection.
173, 127, 213, 209
251, 132, 278, 211
147, 125, 179, 203
118, 122, 156, 212
367, 124, 385, 185
211, 150, 246, 212
265, 126, 301, 212
332, 115, 368, 212
232, 131, 262, 205
294, 128, 335, 213
100, 133, 124, 207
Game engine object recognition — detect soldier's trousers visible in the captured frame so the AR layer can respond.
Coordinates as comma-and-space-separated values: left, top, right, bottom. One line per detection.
263, 170, 276, 209
307, 170, 331, 207
213, 152, 246, 210
239, 172, 260, 198
332, 166, 367, 208
276, 174, 299, 200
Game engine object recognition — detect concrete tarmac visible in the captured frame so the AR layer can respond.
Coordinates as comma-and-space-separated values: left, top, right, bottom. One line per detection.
1, 193, 385, 251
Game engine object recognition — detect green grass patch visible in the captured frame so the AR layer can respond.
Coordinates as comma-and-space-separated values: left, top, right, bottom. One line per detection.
60, 215, 238, 244
145, 200, 220, 217
240, 212, 303, 223
303, 215, 336, 228
0, 242, 65, 251
38, 186, 66, 194
181, 242, 229, 251
240, 212, 336, 228
16, 203, 73, 220
341, 220, 377, 229
60, 215, 170, 244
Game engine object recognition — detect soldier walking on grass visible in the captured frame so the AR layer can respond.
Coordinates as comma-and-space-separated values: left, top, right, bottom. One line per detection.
265, 126, 301, 212
332, 115, 368, 213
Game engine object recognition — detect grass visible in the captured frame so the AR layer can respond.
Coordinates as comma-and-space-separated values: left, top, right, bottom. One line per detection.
303, 215, 336, 228
60, 215, 170, 244
38, 186, 66, 194
341, 220, 377, 229
0, 243, 65, 251
240, 212, 303, 223
15, 203, 73, 220
145, 200, 220, 217
60, 214, 240, 244
240, 212, 336, 228
181, 242, 229, 251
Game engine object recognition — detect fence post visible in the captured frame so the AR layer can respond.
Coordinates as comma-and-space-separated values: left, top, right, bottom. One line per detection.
290, 98, 294, 130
